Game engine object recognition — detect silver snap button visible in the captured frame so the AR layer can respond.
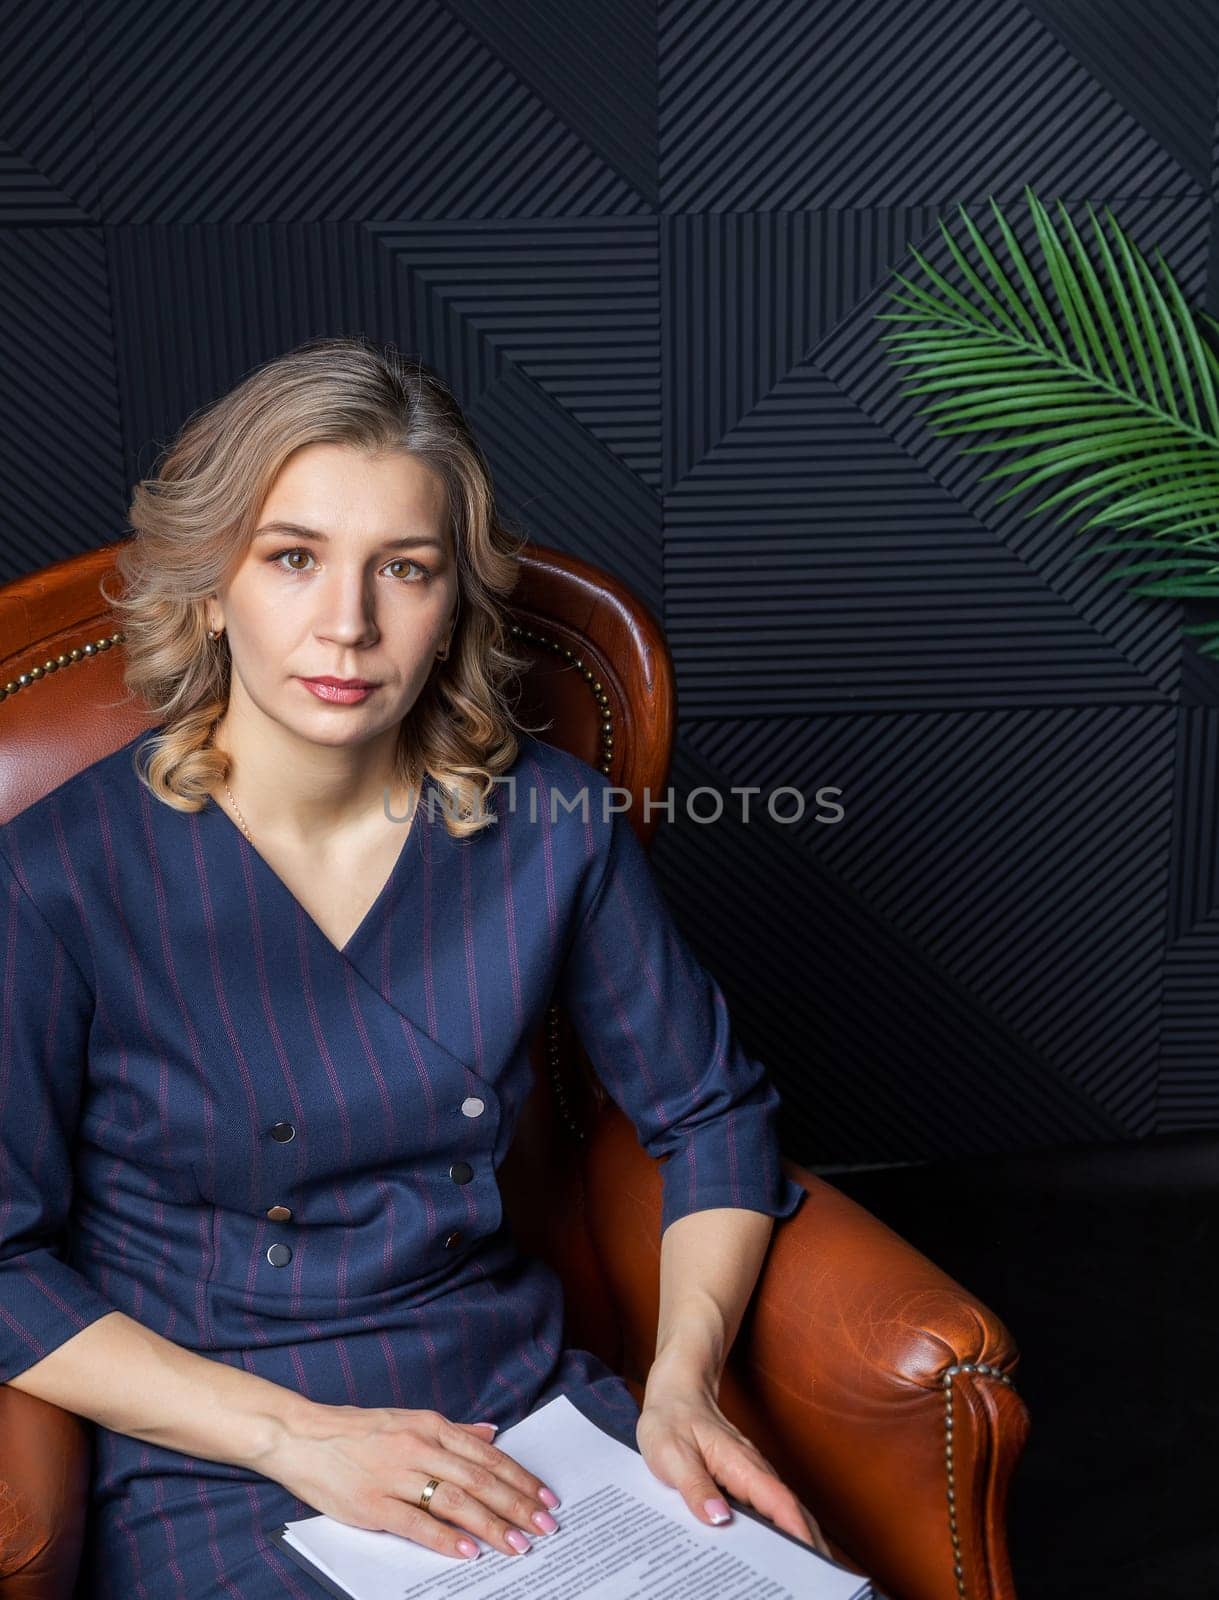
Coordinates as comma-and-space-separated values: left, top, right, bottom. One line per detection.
460, 1096, 485, 1118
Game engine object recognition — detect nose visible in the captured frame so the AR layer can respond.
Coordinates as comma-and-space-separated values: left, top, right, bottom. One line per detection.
313, 566, 380, 647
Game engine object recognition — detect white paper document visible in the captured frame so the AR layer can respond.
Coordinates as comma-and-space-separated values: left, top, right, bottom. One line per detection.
272, 1393, 873, 1599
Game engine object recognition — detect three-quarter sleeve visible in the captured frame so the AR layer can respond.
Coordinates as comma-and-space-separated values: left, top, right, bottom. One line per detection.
0, 844, 119, 1384
557, 798, 807, 1235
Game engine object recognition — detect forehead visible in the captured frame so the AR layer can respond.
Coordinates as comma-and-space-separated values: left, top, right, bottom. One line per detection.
259, 442, 450, 538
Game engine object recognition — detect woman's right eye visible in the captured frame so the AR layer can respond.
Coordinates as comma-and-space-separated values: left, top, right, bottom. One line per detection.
269, 547, 314, 572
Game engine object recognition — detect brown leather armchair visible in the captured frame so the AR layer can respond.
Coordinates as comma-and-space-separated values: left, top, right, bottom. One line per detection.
0, 539, 1029, 1600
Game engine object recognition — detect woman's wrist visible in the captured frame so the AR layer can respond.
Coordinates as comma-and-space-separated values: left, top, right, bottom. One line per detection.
238, 1384, 330, 1473
644, 1341, 723, 1405
648, 1293, 727, 1397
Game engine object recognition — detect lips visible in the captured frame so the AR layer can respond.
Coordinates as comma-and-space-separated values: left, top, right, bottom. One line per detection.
298, 677, 380, 705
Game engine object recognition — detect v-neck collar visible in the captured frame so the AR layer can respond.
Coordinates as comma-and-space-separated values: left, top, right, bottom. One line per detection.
204, 775, 437, 962
186, 766, 479, 1090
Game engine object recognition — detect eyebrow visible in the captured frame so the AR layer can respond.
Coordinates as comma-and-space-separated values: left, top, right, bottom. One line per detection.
254, 521, 447, 552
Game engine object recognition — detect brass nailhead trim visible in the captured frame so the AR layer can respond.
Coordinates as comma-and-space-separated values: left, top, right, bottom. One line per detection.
508, 622, 614, 779
510, 621, 616, 1145
0, 631, 124, 700
941, 1361, 1015, 1598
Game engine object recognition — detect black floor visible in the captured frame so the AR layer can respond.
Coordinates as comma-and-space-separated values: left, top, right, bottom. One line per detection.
828, 1132, 1219, 1600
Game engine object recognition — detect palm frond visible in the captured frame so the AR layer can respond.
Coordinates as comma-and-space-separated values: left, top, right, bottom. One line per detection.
877, 185, 1219, 654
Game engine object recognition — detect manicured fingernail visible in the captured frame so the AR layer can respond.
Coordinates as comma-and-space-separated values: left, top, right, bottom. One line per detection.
531, 1510, 558, 1534
506, 1528, 532, 1553
474, 1420, 498, 1435
538, 1486, 560, 1508
456, 1537, 479, 1558
704, 1497, 731, 1524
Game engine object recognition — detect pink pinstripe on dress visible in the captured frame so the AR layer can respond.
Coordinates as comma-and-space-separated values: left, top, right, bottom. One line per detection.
0, 727, 805, 1596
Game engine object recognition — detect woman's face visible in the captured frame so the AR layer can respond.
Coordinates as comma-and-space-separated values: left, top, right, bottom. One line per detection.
210, 441, 459, 748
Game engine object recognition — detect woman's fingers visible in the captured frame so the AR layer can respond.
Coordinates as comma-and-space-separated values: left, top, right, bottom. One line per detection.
708, 1461, 834, 1557
641, 1429, 734, 1528
742, 1467, 810, 1543
644, 1436, 829, 1555
729, 1468, 834, 1557
714, 1451, 821, 1547
797, 1499, 835, 1559
664, 1424, 831, 1555
396, 1465, 543, 1555
438, 1419, 559, 1511
383, 1420, 562, 1559
372, 1497, 486, 1562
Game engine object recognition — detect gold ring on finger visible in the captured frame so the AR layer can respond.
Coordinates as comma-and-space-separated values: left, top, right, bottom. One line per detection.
418, 1477, 441, 1511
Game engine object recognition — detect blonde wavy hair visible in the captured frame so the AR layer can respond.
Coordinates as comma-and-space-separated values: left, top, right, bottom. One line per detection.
101, 335, 538, 839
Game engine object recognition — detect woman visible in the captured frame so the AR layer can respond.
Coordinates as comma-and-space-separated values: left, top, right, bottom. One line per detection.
0, 336, 828, 1595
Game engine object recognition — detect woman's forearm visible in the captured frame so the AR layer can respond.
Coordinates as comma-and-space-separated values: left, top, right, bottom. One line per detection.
7, 1210, 775, 1472
644, 1206, 775, 1398
6, 1309, 318, 1471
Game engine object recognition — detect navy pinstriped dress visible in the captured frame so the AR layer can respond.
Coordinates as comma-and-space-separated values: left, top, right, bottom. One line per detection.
0, 727, 805, 1597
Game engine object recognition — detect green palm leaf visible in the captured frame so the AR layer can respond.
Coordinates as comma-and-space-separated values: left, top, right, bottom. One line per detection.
876, 185, 1219, 654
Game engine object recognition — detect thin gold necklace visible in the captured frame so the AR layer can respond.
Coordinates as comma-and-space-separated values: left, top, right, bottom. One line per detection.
219, 766, 415, 847
211, 719, 256, 844
222, 776, 255, 845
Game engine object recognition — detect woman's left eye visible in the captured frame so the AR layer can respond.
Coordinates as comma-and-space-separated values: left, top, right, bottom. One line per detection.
268, 549, 430, 582
384, 557, 431, 582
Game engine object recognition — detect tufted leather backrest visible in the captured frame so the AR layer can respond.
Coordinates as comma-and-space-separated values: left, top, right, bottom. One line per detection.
0, 533, 677, 1377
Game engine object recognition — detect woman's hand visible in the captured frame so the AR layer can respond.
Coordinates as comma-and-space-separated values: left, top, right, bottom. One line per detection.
262, 1402, 561, 1561
636, 1379, 833, 1558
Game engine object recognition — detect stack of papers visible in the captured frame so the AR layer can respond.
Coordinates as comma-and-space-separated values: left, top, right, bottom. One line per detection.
272, 1393, 874, 1598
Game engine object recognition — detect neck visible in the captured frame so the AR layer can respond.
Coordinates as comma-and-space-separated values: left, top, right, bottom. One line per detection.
211, 698, 409, 848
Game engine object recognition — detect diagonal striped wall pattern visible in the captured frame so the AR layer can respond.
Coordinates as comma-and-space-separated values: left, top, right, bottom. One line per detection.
2, 0, 1218, 1168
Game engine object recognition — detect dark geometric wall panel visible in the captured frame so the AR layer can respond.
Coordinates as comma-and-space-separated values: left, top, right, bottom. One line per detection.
1169, 709, 1219, 943
83, 0, 649, 223
3, 0, 1218, 1169
367, 219, 661, 483
105, 224, 400, 487
664, 362, 1168, 714
465, 365, 663, 619
0, 229, 127, 581
105, 219, 660, 489
447, 0, 659, 204
686, 707, 1175, 1137
655, 734, 1118, 1165
1162, 917, 1219, 1128
661, 208, 945, 486
1163, 709, 1219, 1127
0, 1, 100, 224
656, 0, 1198, 212
1021, 0, 1219, 187
816, 196, 1212, 704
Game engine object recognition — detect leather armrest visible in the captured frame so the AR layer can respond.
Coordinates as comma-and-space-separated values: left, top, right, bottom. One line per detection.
581, 1107, 1030, 1600
0, 1383, 91, 1598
